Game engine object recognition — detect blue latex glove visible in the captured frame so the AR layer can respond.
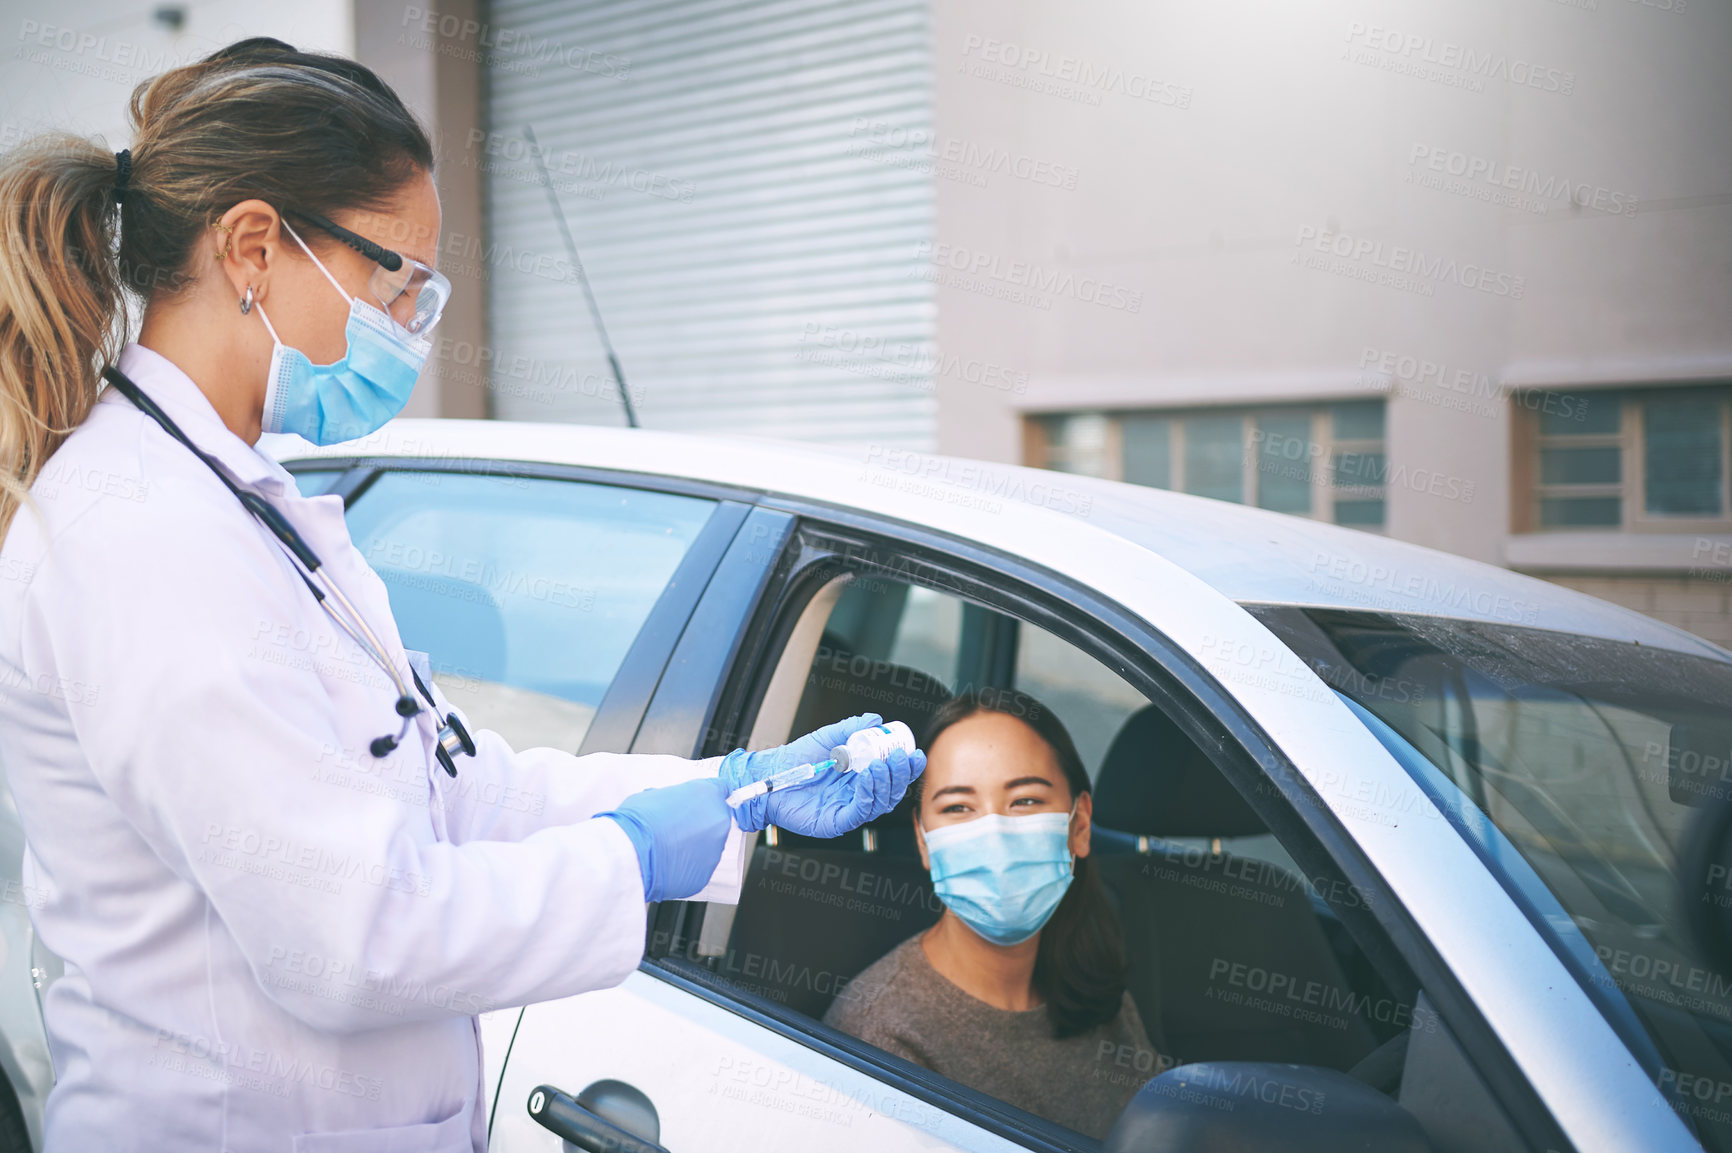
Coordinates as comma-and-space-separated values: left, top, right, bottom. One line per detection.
600, 777, 733, 902
719, 712, 927, 838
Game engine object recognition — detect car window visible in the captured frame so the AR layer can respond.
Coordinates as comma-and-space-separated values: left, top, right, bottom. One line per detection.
822, 578, 1146, 782
666, 558, 1537, 1148
344, 471, 716, 752
288, 468, 346, 497
1257, 606, 1732, 1152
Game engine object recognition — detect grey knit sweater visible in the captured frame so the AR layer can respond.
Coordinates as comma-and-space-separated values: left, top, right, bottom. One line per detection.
823, 934, 1156, 1140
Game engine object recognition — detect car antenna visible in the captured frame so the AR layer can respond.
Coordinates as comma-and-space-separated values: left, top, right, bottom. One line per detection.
522, 123, 640, 429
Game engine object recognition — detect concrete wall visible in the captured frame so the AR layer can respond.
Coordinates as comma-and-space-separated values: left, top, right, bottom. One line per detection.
2, 3, 351, 146
354, 0, 488, 420
0, 0, 489, 422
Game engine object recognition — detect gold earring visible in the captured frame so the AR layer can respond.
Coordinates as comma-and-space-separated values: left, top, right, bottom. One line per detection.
213, 222, 234, 261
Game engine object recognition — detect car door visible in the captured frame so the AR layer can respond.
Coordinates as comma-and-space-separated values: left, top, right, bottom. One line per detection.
489, 506, 1591, 1152
300, 456, 762, 1132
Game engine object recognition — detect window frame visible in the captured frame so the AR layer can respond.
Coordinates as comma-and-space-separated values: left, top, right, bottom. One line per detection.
1028, 403, 1389, 531
635, 498, 1572, 1153
1516, 383, 1732, 534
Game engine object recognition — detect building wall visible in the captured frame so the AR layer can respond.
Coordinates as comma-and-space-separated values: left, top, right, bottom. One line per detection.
359, 0, 1732, 646
930, 0, 1732, 644
1546, 574, 1732, 650
2, 3, 351, 146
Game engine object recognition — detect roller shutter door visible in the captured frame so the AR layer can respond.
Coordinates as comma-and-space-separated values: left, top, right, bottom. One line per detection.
482, 0, 936, 445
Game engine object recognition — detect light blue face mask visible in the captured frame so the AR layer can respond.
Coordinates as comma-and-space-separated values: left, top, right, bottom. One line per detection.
922, 809, 1076, 947
253, 219, 431, 445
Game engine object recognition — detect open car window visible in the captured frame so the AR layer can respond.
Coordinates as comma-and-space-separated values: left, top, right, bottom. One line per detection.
655, 553, 1541, 1150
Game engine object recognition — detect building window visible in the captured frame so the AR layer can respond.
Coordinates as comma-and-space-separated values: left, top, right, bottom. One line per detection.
1646, 397, 1723, 516
1030, 401, 1387, 530
1519, 387, 1732, 532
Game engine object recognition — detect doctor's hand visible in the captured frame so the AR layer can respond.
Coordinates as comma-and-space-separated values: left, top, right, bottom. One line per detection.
600, 777, 733, 903
720, 713, 926, 839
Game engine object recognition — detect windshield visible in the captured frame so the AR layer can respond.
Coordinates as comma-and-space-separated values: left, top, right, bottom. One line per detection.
1252, 606, 1732, 1149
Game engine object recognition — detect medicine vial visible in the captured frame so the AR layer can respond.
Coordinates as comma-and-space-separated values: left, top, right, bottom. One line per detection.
833, 720, 917, 772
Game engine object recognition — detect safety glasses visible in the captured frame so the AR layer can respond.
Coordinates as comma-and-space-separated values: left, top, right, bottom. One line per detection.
286, 209, 452, 338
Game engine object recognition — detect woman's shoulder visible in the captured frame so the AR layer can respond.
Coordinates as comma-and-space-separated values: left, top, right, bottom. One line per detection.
19, 400, 232, 555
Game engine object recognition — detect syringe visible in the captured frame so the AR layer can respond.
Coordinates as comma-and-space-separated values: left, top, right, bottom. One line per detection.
725, 720, 917, 809
725, 759, 836, 808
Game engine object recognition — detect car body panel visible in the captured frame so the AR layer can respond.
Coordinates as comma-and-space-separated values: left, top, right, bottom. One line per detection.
490, 970, 1022, 1153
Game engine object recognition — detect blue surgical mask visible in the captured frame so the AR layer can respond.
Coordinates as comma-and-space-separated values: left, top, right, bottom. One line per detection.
922, 809, 1076, 947
253, 219, 431, 445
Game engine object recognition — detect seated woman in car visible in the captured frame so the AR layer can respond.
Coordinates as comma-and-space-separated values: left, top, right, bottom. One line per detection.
823, 687, 1155, 1139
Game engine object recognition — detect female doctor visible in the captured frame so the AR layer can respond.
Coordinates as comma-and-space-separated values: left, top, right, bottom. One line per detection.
0, 38, 922, 1153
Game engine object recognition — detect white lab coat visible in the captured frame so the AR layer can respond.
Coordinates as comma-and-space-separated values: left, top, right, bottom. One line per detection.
0, 344, 747, 1152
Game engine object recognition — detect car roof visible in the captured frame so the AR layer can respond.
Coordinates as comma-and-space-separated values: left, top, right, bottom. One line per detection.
271, 420, 1728, 661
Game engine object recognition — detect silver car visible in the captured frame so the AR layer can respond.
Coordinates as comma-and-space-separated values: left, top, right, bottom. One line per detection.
4, 419, 1727, 1152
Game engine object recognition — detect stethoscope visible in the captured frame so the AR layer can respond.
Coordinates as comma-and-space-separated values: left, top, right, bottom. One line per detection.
102, 366, 475, 776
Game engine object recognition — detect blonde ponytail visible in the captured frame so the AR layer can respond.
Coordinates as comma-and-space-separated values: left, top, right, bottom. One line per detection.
0, 134, 127, 536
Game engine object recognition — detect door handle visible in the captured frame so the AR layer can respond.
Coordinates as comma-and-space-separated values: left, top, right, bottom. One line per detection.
528, 1084, 670, 1153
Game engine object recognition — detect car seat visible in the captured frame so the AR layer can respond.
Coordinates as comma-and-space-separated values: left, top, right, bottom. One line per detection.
779, 636, 954, 854
723, 843, 943, 1019
376, 569, 507, 683
1091, 706, 1379, 1070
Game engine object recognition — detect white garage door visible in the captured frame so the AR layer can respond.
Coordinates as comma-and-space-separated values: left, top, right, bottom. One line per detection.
481, 0, 936, 446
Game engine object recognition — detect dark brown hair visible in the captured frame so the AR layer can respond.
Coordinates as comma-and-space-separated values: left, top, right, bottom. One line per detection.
0, 37, 433, 535
914, 686, 1130, 1039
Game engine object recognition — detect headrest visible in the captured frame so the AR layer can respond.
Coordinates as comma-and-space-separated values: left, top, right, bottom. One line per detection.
781, 638, 951, 853
790, 636, 952, 744
1092, 706, 1266, 839
377, 570, 507, 684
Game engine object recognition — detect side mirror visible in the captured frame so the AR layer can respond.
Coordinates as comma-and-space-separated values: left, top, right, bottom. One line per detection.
1682, 793, 1732, 972
1105, 1062, 1431, 1153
